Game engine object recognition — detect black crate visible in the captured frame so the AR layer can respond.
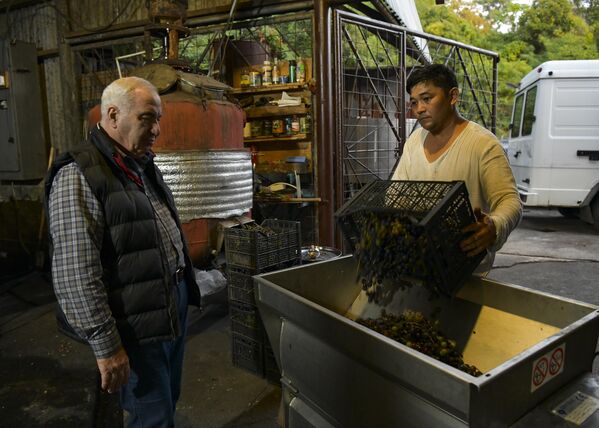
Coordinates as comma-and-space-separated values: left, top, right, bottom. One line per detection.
230, 300, 264, 341
231, 333, 264, 377
335, 180, 485, 297
227, 266, 256, 305
225, 219, 301, 272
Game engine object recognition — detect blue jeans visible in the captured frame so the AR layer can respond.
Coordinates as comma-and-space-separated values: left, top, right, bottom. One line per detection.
120, 278, 189, 428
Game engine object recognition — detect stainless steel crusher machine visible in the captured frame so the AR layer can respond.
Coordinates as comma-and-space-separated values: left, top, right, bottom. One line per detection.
254, 256, 599, 427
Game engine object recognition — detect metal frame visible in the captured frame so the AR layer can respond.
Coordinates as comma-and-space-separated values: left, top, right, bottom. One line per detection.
331, 10, 498, 247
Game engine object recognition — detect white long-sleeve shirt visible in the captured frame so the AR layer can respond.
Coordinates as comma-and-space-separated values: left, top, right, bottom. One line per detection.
392, 121, 522, 271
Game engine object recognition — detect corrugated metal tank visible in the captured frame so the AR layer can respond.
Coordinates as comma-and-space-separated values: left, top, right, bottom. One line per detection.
87, 77, 251, 266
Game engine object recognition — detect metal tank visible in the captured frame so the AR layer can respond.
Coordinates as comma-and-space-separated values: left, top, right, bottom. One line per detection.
86, 70, 251, 266
85, 0, 251, 266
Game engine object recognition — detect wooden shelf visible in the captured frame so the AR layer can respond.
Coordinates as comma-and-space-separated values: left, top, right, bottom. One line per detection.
244, 134, 309, 144
232, 83, 306, 95
245, 105, 307, 119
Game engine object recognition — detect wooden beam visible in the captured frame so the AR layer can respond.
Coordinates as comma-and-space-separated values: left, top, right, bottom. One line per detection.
0, 0, 49, 12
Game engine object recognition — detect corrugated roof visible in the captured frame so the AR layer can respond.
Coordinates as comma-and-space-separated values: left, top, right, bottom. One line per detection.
379, 0, 429, 60
380, 0, 424, 33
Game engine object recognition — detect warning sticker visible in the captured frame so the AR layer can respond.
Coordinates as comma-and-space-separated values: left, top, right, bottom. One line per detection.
552, 391, 599, 425
530, 343, 566, 392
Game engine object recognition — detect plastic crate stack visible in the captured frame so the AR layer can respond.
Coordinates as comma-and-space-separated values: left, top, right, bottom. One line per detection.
335, 180, 485, 297
225, 219, 301, 382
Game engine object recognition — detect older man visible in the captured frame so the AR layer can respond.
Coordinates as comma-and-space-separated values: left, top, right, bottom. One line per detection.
46, 76, 201, 427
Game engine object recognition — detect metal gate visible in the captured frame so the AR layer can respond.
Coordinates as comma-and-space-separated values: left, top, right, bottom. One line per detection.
333, 10, 498, 202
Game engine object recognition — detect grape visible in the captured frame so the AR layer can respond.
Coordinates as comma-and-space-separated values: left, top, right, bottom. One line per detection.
355, 212, 443, 302
356, 310, 482, 377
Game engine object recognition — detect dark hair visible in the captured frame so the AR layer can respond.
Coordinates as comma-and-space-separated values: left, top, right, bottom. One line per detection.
406, 64, 458, 94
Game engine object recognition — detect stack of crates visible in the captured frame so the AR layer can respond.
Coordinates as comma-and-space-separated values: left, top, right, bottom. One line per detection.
225, 219, 301, 382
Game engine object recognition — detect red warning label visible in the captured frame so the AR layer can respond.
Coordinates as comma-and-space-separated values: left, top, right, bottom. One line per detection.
549, 348, 564, 375
531, 343, 566, 392
533, 357, 549, 387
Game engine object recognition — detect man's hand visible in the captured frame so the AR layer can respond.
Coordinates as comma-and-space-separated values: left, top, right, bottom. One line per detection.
460, 208, 496, 257
97, 347, 130, 394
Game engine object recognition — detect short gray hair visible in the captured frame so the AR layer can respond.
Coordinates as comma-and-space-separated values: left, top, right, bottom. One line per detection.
100, 76, 158, 118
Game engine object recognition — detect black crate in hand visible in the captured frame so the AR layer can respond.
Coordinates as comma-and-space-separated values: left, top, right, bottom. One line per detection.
335, 180, 485, 298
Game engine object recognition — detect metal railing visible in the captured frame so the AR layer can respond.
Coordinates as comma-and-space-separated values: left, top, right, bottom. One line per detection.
334, 10, 498, 202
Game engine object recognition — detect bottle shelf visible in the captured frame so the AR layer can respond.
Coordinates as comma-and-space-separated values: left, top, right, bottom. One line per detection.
254, 196, 321, 204
245, 105, 307, 119
232, 83, 306, 95
244, 134, 309, 144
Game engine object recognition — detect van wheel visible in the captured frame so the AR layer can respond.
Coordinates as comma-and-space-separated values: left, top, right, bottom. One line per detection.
592, 197, 599, 231
558, 207, 579, 218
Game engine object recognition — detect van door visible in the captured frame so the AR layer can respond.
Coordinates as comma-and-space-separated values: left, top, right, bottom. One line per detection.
508, 85, 537, 195
549, 78, 599, 206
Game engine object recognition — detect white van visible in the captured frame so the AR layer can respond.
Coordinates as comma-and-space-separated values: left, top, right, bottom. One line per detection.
507, 60, 599, 229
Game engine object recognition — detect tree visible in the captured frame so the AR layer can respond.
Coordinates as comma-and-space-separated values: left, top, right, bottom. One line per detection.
571, 0, 599, 50
475, 0, 526, 32
415, 0, 598, 136
539, 15, 598, 60
517, 0, 576, 53
416, 0, 486, 46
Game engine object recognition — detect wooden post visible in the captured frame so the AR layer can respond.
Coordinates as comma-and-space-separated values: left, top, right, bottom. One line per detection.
56, 0, 83, 151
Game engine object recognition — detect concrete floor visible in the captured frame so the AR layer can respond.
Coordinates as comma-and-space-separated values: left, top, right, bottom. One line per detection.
1, 207, 598, 427
0, 274, 281, 427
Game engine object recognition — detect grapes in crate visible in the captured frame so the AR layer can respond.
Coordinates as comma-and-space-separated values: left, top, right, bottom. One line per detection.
355, 212, 440, 302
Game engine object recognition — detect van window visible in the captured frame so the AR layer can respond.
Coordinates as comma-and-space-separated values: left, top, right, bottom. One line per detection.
522, 86, 537, 136
511, 93, 524, 138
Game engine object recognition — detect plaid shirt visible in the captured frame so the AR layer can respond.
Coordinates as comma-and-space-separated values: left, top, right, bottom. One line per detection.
48, 159, 184, 359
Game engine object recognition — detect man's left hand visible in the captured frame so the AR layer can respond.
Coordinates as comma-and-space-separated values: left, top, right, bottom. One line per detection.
460, 208, 496, 257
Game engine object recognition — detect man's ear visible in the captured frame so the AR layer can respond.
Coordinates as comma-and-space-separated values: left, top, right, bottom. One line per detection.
106, 106, 119, 128
449, 87, 459, 106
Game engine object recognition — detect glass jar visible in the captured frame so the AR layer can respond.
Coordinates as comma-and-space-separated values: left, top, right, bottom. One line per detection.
250, 120, 263, 137
272, 119, 285, 135
304, 113, 312, 134
291, 115, 300, 134
289, 60, 297, 83
272, 58, 280, 85
250, 70, 262, 87
262, 119, 272, 136
297, 59, 305, 84
262, 60, 272, 86
240, 68, 250, 88
243, 121, 252, 138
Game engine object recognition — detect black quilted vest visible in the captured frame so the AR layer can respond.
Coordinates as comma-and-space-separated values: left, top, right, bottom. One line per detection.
45, 126, 201, 345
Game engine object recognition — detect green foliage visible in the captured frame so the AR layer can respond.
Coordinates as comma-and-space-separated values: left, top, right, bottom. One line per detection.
475, 0, 525, 32
539, 25, 598, 60
177, 18, 313, 74
518, 0, 576, 53
417, 0, 486, 46
416, 0, 599, 136
496, 59, 532, 136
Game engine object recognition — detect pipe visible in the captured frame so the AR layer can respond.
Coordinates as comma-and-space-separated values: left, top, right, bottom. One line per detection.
314, 0, 336, 247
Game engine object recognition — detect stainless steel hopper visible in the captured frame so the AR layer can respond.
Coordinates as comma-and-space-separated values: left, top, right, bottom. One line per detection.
254, 256, 599, 427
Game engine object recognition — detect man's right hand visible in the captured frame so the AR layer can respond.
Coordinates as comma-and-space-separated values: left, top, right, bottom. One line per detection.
97, 347, 130, 394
